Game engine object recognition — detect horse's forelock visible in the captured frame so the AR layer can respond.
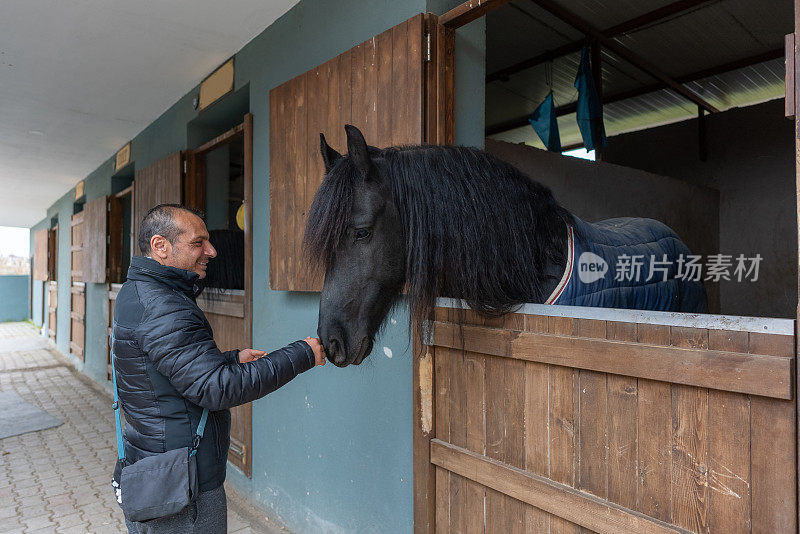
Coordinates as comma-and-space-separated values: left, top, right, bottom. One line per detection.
303, 157, 359, 270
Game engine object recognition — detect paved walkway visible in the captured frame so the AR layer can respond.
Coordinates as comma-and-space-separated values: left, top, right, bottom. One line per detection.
0, 322, 282, 534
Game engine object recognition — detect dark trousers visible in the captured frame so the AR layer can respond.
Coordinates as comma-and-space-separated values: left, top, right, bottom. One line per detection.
124, 485, 227, 534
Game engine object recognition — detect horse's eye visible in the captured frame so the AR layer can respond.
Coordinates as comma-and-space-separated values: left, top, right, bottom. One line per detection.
354, 228, 371, 241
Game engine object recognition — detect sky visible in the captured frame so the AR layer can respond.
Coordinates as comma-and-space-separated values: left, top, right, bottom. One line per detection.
0, 226, 30, 257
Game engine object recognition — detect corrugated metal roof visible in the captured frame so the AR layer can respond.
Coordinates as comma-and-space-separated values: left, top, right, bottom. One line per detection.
486, 0, 791, 148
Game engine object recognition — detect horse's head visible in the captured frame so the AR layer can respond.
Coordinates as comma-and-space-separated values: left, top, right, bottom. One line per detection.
304, 125, 405, 367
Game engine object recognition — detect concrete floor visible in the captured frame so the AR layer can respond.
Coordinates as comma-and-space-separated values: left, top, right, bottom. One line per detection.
0, 321, 284, 534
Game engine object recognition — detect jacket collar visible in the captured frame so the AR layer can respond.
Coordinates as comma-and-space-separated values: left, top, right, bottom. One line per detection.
126, 256, 203, 299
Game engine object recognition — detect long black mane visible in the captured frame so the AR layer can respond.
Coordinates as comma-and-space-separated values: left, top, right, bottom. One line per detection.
304, 144, 573, 321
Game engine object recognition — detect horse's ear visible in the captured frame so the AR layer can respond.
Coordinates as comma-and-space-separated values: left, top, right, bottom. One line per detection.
344, 124, 373, 178
319, 133, 342, 173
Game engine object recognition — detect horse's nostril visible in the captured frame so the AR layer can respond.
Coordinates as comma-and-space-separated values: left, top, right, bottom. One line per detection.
327, 337, 347, 365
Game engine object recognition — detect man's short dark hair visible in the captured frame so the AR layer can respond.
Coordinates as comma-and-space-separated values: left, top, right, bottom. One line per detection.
138, 204, 204, 255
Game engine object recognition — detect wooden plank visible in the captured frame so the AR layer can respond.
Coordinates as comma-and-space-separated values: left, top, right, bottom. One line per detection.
196, 293, 245, 317
464, 351, 486, 533
288, 74, 306, 291
787, 33, 795, 118
605, 322, 638, 510
669, 328, 708, 532
376, 24, 394, 145
431, 440, 689, 534
751, 396, 796, 533
392, 19, 409, 147
439, 0, 515, 28
523, 343, 551, 532
447, 346, 467, 533
194, 123, 243, 155
636, 319, 672, 523
83, 195, 108, 283
549, 312, 580, 534
268, 79, 287, 290
705, 330, 750, 533
433, 322, 792, 399
435, 21, 455, 145
434, 345, 450, 534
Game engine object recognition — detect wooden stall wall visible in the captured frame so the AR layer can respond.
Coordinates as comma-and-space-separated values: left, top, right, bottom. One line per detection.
422, 308, 796, 533
269, 14, 432, 291
70, 212, 85, 360
197, 291, 252, 475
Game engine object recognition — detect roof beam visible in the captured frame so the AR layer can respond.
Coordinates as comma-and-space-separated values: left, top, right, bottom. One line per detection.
528, 0, 720, 113
485, 48, 783, 136
487, 0, 713, 83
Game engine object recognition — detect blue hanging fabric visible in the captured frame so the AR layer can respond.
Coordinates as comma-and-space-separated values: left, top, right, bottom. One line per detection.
574, 47, 606, 151
529, 92, 561, 152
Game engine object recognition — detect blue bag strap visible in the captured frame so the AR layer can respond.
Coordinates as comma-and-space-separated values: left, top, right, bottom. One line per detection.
190, 408, 209, 457
110, 324, 209, 460
109, 330, 125, 461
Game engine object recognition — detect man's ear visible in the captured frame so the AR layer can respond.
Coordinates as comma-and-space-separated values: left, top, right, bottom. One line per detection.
319, 133, 342, 173
150, 234, 170, 260
344, 124, 373, 178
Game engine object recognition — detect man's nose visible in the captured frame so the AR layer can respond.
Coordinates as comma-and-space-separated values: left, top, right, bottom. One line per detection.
205, 242, 217, 258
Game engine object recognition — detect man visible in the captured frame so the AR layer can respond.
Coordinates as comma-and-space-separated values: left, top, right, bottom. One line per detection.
112, 204, 325, 533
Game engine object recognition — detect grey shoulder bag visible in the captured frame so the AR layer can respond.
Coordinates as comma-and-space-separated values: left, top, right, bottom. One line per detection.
110, 333, 208, 522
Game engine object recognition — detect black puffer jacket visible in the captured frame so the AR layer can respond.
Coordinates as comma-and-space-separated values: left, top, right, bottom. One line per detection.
112, 256, 314, 492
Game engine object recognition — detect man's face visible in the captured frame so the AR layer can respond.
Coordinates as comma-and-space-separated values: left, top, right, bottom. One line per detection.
153, 211, 217, 278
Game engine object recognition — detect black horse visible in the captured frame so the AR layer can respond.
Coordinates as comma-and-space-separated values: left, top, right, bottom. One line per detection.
304, 125, 706, 367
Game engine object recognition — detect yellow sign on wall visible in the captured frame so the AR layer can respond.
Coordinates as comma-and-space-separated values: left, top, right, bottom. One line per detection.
75, 180, 84, 199
199, 58, 234, 110
115, 143, 131, 171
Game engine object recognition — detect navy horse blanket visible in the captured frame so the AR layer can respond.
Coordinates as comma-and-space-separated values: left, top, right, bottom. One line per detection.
546, 216, 707, 312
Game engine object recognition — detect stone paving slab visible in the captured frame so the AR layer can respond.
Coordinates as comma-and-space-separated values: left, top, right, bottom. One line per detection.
0, 322, 285, 533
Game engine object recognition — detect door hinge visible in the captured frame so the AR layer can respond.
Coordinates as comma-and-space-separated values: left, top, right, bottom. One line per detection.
183, 160, 188, 173
107, 235, 111, 245
426, 33, 431, 62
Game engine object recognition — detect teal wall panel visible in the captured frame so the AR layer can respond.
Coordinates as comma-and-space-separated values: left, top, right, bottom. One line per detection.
0, 275, 30, 323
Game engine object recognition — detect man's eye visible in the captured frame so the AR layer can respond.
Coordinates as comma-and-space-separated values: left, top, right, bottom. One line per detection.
354, 228, 371, 241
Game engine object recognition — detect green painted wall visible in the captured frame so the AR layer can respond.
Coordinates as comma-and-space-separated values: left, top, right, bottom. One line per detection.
0, 275, 30, 322
28, 0, 487, 530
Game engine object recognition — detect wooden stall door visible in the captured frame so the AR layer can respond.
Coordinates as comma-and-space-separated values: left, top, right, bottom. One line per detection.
269, 13, 453, 291
133, 153, 183, 247
70, 212, 85, 360
48, 281, 57, 343
423, 308, 797, 533
189, 114, 255, 477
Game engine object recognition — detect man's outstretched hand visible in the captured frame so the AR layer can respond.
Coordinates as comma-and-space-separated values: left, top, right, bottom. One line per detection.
238, 348, 267, 363
303, 337, 327, 366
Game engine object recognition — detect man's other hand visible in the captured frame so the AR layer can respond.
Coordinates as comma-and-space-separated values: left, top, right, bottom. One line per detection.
238, 348, 267, 363
303, 337, 327, 366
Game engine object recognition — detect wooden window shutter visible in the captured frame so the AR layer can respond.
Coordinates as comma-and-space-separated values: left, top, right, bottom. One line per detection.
269, 13, 454, 291
82, 195, 109, 283
33, 229, 48, 280
132, 152, 183, 252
